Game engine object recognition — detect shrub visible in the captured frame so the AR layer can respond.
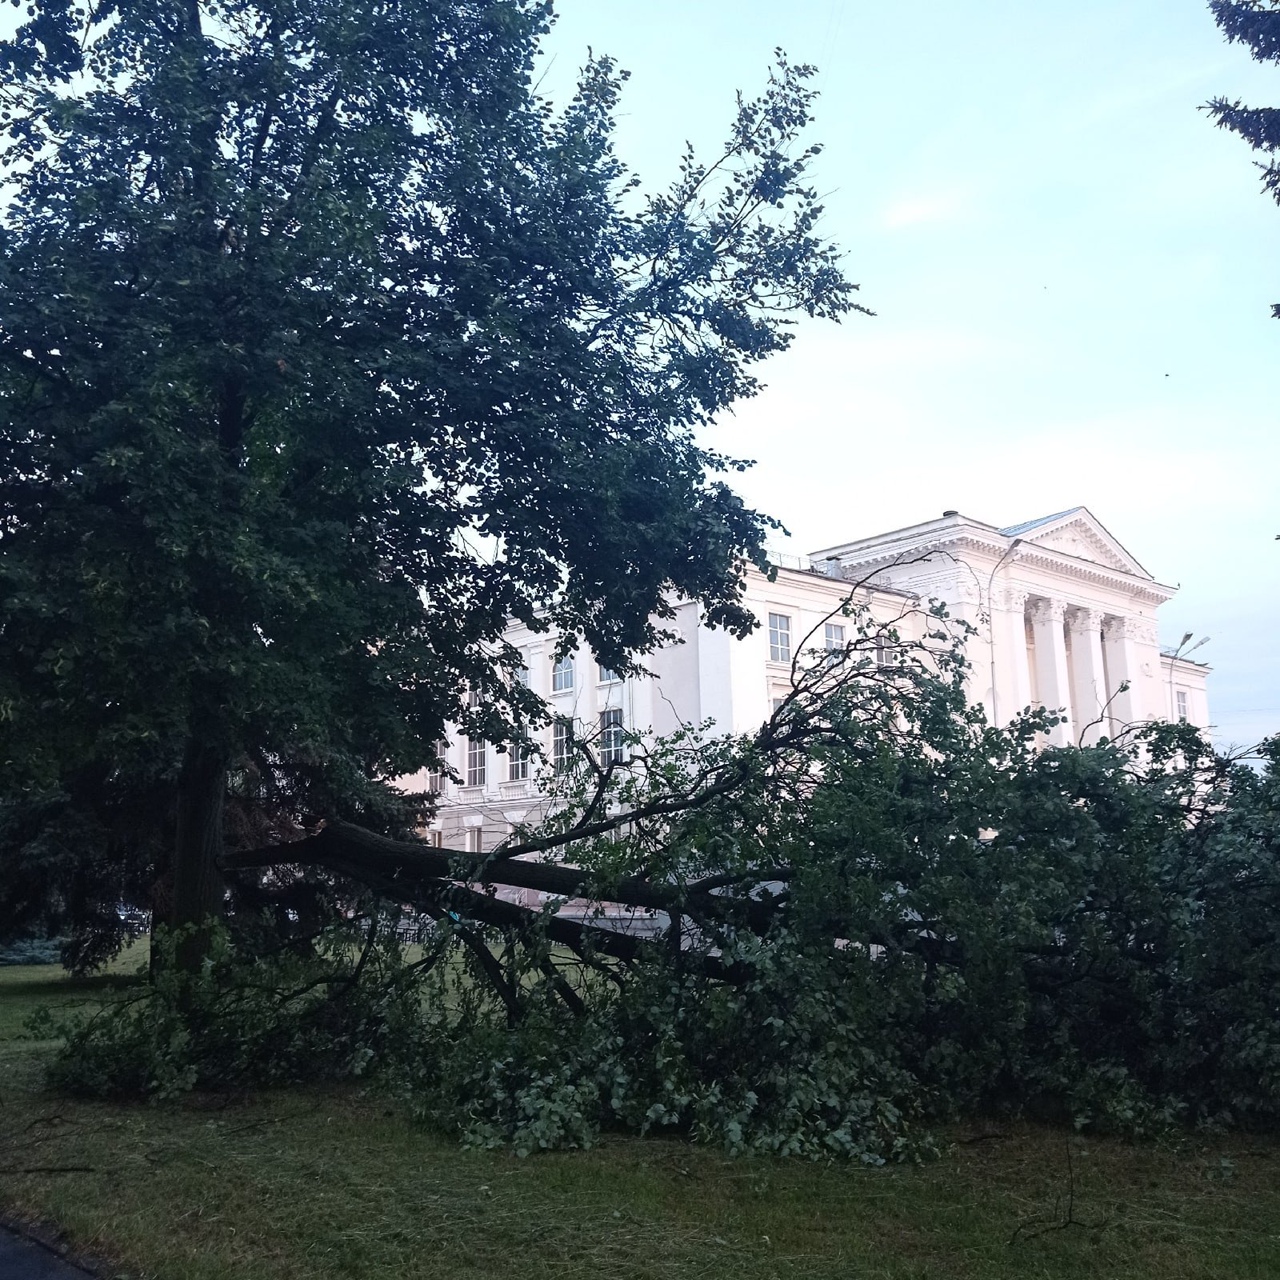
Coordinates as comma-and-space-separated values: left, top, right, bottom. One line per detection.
47, 920, 427, 1099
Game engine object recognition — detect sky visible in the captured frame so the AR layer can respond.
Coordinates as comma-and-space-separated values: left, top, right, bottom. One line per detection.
537, 0, 1279, 749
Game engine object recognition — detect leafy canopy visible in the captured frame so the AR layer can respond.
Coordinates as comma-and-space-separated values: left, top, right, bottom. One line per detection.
0, 0, 860, 944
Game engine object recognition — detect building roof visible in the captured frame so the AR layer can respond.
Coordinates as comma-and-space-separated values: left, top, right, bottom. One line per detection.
999, 507, 1084, 538
807, 505, 1172, 601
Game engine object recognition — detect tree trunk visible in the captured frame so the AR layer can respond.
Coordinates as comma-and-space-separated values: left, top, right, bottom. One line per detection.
170, 736, 228, 971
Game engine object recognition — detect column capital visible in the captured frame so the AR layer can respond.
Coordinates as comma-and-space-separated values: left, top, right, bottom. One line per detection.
1103, 614, 1157, 645
993, 585, 1028, 612
1067, 606, 1104, 634
1028, 597, 1066, 624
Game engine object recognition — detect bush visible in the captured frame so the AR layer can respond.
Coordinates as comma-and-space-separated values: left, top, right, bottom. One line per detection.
47, 920, 427, 1099
394, 950, 931, 1163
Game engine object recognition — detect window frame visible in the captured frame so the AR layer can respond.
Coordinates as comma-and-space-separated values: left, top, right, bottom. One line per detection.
600, 707, 625, 766
551, 654, 575, 693
466, 737, 486, 788
552, 717, 575, 773
768, 611, 792, 663
425, 738, 448, 793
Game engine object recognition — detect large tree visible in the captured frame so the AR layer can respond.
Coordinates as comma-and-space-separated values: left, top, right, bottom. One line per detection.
0, 0, 860, 958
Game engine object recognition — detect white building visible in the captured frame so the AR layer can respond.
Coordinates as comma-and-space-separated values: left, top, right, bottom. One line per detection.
422, 507, 1210, 852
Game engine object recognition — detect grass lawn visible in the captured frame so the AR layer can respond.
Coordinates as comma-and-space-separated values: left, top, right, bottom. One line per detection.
2, 962, 1280, 1279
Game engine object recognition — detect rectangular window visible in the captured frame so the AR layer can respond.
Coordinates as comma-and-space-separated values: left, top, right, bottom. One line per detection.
466, 738, 486, 787
768, 612, 791, 663
513, 658, 530, 688
552, 654, 575, 692
465, 826, 482, 854
1176, 690, 1189, 722
600, 708, 625, 766
824, 623, 845, 650
508, 741, 530, 781
598, 662, 620, 684
553, 717, 574, 773
425, 739, 447, 793
875, 636, 892, 669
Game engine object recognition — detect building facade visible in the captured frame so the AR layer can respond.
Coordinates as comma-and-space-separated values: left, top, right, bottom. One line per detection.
420, 507, 1210, 852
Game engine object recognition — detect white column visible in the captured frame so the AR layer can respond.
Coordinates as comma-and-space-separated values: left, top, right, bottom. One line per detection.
991, 586, 1032, 726
947, 572, 986, 714
1028, 598, 1073, 746
1067, 608, 1107, 746
695, 621, 733, 731
1101, 615, 1140, 736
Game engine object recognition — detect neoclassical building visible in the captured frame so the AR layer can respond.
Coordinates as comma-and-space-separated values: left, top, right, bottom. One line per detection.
421, 507, 1210, 852
812, 506, 1209, 746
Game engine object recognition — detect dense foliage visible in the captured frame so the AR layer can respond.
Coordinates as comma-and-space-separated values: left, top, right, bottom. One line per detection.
0, 0, 859, 960
50, 612, 1280, 1159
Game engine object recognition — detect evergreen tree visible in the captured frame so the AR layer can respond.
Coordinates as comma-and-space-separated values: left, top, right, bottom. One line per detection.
1208, 0, 1280, 314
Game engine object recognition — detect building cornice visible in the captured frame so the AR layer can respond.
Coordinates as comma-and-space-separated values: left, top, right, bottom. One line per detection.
1161, 653, 1212, 674
822, 526, 1175, 608
759, 561, 917, 602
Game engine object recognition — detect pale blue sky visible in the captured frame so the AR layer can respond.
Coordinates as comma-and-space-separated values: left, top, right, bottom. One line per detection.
4, 2, 1272, 744
540, 0, 1280, 749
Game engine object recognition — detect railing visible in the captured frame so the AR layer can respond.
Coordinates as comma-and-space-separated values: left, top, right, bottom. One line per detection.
765, 549, 812, 572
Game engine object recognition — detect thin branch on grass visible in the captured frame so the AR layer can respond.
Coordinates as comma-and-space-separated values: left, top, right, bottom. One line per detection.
1008, 1134, 1110, 1245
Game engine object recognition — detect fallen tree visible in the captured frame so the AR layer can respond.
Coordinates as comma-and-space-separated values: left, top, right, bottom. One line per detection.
215, 600, 965, 985
46, 604, 1280, 1161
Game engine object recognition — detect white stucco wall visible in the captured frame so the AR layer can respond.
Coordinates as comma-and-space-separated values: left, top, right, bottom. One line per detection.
423, 507, 1210, 851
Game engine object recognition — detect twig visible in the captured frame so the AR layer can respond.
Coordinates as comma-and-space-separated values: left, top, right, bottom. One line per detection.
1008, 1134, 1110, 1244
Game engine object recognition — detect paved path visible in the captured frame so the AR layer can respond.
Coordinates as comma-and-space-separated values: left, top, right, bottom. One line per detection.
0, 1227, 96, 1278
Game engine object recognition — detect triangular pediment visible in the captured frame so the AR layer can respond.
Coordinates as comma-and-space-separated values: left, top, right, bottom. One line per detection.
1004, 508, 1150, 578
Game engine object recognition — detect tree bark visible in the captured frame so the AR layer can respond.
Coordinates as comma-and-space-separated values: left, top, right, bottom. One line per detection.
170, 736, 228, 970
222, 819, 787, 932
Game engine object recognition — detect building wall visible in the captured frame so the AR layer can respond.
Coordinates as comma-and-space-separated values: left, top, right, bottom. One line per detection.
421, 508, 1210, 852
813, 508, 1211, 746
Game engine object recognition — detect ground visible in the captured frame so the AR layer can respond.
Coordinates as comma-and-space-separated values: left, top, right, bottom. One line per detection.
2, 958, 1280, 1279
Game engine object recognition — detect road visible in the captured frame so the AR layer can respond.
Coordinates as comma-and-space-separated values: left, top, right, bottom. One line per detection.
0, 1227, 97, 1278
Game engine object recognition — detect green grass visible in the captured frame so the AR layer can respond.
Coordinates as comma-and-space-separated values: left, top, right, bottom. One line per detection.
3, 963, 1280, 1279
0, 943, 147, 1039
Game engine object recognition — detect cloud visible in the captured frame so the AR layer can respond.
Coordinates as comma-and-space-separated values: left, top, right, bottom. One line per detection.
878, 187, 979, 231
